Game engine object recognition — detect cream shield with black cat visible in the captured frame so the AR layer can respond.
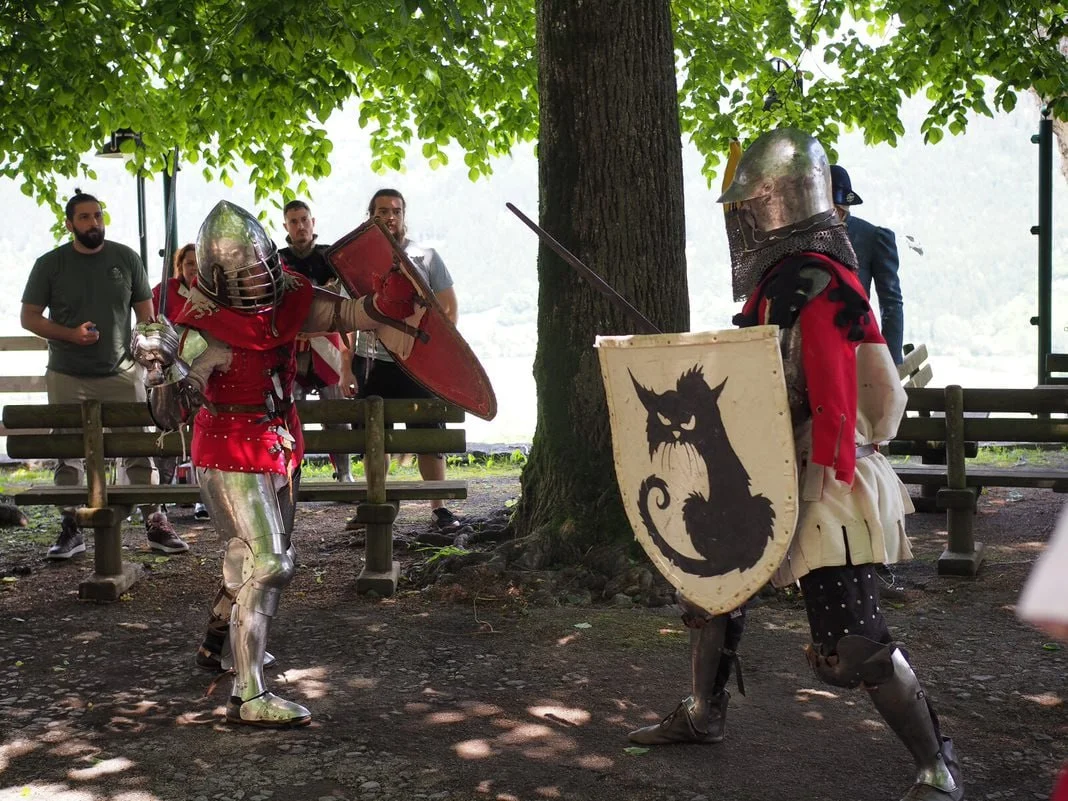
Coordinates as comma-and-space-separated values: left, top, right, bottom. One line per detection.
596, 326, 798, 615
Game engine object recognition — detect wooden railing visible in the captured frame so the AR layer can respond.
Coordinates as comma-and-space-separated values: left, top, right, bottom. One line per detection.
0, 335, 47, 393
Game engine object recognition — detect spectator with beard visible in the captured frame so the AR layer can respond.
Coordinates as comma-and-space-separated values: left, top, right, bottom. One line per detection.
20, 190, 188, 559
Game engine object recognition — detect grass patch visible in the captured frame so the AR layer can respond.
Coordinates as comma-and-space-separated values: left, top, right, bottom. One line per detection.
0, 456, 524, 490
890, 445, 1068, 469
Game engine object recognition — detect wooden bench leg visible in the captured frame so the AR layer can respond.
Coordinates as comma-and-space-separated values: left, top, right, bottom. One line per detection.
935, 488, 986, 577
354, 395, 399, 596
355, 502, 400, 596
75, 507, 143, 602
936, 386, 985, 577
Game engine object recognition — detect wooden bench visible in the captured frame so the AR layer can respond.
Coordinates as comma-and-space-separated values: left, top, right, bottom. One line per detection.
887, 344, 979, 512
892, 385, 1068, 577
1, 397, 467, 600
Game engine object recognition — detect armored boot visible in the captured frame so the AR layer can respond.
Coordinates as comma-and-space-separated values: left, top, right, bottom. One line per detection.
629, 615, 731, 745
865, 647, 964, 801
225, 604, 310, 728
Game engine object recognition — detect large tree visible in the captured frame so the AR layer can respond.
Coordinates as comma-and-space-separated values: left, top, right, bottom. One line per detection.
516, 0, 688, 562
3, 0, 1066, 562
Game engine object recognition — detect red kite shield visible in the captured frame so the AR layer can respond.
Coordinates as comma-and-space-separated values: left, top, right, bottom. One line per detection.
326, 220, 497, 421
596, 326, 798, 614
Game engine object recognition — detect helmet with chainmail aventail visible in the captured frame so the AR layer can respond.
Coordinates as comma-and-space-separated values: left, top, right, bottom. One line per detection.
195, 201, 283, 312
717, 127, 857, 301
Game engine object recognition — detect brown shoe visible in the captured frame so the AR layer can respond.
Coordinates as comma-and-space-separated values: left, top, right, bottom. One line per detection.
145, 512, 189, 554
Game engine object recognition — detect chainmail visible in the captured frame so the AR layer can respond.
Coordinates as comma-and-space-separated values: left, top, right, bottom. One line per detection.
727, 212, 858, 301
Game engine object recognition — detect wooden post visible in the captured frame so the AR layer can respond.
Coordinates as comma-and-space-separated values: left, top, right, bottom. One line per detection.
355, 396, 400, 596
79, 400, 142, 602
937, 385, 985, 577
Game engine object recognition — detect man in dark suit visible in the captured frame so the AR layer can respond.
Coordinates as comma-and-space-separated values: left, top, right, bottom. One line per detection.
831, 165, 904, 365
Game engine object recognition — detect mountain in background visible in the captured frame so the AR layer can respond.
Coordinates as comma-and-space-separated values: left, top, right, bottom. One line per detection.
0, 94, 1063, 444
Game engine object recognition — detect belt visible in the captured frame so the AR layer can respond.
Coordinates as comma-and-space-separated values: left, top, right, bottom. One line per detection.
855, 444, 877, 459
213, 403, 292, 415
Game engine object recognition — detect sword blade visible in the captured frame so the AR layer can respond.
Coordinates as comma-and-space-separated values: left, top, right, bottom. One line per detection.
158, 149, 179, 321
505, 203, 662, 335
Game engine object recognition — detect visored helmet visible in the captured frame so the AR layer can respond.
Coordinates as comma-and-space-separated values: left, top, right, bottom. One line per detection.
717, 128, 853, 300
195, 201, 283, 312
717, 127, 835, 232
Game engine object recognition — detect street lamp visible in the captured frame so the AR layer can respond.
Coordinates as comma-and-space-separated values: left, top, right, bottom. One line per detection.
96, 129, 148, 268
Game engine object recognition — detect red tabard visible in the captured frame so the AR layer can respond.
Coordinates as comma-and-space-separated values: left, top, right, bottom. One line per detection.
741, 252, 886, 484
151, 278, 192, 319
174, 274, 315, 475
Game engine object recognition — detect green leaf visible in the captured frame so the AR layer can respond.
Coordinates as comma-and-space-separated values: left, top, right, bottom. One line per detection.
623, 746, 650, 756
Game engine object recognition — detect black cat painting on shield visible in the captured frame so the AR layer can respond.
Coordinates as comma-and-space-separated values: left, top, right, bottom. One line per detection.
631, 365, 775, 578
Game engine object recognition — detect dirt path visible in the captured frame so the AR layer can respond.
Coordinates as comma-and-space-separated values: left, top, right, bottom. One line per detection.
0, 478, 1065, 801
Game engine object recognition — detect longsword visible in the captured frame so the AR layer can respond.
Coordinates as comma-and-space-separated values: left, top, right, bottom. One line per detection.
157, 148, 180, 322
505, 203, 662, 336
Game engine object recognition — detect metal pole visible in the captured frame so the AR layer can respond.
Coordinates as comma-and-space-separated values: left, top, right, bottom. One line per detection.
1031, 112, 1053, 385
136, 172, 148, 268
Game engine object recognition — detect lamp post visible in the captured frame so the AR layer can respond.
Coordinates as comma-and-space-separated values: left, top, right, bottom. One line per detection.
96, 129, 148, 268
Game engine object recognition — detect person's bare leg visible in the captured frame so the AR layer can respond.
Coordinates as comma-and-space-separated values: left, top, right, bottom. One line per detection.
418, 453, 445, 512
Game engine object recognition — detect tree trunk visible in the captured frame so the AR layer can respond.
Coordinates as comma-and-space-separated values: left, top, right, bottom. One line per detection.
516, 0, 687, 562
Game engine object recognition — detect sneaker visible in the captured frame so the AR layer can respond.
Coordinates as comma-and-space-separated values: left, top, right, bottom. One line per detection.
193, 503, 210, 521
47, 518, 86, 560
431, 507, 462, 533
145, 512, 189, 554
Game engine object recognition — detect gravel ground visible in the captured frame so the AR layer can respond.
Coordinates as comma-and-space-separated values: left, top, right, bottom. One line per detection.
0, 477, 1065, 801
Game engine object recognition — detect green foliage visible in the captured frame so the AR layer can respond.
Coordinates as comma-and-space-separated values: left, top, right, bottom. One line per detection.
673, 0, 1068, 178
1, 0, 1064, 215
418, 544, 471, 565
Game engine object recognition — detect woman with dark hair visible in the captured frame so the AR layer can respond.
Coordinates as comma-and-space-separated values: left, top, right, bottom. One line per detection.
151, 244, 209, 521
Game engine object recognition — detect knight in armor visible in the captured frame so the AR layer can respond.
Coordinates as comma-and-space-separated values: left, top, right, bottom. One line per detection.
130, 201, 423, 727
628, 129, 963, 801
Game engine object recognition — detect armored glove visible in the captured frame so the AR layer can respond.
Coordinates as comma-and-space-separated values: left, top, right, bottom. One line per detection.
132, 319, 183, 387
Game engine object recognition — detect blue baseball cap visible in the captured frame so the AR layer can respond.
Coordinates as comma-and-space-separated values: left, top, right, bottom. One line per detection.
830, 165, 863, 205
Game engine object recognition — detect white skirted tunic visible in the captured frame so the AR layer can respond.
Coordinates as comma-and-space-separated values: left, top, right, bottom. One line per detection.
773, 342, 915, 586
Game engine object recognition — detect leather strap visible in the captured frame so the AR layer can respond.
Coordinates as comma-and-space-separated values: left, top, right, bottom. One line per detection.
362, 295, 430, 344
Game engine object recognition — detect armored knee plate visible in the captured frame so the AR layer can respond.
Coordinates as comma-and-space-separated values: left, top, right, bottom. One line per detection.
804, 634, 896, 689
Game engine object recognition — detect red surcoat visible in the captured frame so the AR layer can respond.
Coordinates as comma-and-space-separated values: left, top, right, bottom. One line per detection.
741, 252, 885, 484
151, 278, 192, 319
174, 274, 315, 475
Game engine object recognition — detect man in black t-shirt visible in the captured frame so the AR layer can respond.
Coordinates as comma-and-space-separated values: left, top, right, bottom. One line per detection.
278, 200, 353, 483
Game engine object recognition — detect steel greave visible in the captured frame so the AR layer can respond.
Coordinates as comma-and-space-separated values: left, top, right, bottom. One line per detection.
866, 649, 962, 799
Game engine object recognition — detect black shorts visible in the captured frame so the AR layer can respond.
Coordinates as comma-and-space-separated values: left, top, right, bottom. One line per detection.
352, 356, 444, 431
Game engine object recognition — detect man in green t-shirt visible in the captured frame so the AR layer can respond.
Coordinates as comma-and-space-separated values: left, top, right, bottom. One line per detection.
20, 191, 189, 559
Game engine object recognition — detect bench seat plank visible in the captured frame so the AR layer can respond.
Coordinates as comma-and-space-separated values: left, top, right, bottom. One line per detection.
893, 464, 1068, 492
9, 480, 468, 507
